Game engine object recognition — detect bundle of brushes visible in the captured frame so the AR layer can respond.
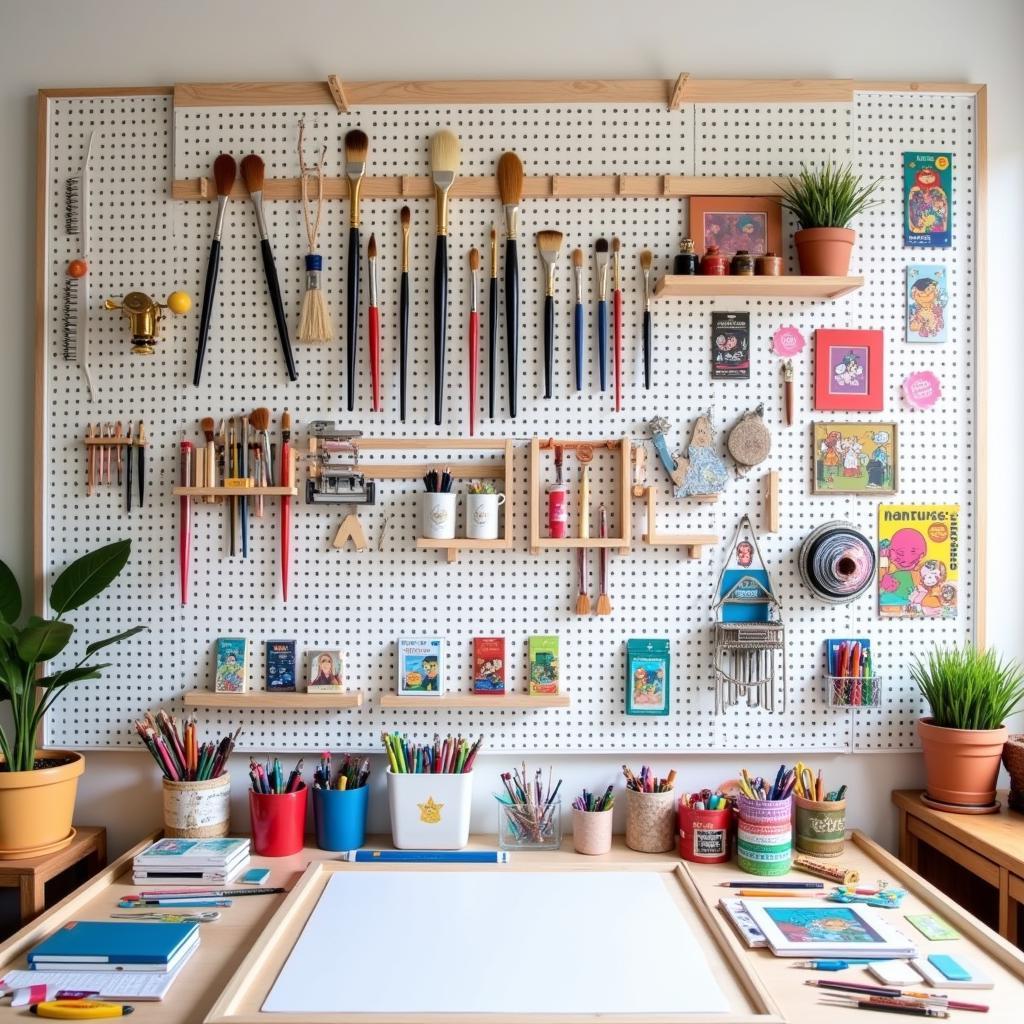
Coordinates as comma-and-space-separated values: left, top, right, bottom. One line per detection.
383, 732, 483, 774
496, 762, 563, 843
622, 763, 676, 793
133, 711, 239, 782
296, 120, 332, 344
313, 751, 369, 790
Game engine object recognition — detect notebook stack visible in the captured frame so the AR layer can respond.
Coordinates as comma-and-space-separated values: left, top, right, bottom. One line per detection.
132, 836, 250, 884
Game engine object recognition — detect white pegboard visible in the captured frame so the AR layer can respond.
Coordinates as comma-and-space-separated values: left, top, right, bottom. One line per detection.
40, 92, 977, 753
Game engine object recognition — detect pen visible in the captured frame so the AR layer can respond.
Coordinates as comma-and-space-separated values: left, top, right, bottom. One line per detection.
732, 890, 819, 898
819, 998, 948, 1018
117, 898, 231, 908
343, 849, 510, 864
795, 960, 896, 970
129, 887, 285, 899
717, 881, 823, 889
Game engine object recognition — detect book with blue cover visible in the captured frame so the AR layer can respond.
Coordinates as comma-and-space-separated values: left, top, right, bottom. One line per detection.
29, 921, 199, 967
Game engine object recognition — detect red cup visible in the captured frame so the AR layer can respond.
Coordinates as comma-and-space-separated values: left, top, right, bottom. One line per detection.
249, 787, 307, 856
678, 803, 734, 863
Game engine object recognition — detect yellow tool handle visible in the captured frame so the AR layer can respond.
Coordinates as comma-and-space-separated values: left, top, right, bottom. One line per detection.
31, 1000, 132, 1019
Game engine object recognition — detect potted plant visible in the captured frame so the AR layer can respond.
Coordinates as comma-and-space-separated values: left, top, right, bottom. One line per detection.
911, 645, 1024, 811
0, 540, 144, 857
777, 161, 884, 276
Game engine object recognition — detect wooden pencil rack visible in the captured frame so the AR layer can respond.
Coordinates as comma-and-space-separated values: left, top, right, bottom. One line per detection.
633, 486, 719, 559
172, 457, 297, 500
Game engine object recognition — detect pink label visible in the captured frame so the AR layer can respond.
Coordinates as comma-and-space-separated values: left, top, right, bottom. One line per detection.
903, 370, 941, 409
772, 325, 805, 357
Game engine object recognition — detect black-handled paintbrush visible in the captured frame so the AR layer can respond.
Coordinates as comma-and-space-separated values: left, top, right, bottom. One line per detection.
488, 225, 498, 418
640, 249, 653, 389
536, 230, 563, 398
400, 205, 411, 421
344, 129, 368, 411
430, 131, 460, 426
595, 238, 609, 391
498, 152, 524, 418
194, 154, 235, 386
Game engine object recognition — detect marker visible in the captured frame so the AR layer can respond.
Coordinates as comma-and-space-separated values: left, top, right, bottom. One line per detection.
128, 887, 285, 899
117, 898, 231, 908
344, 849, 510, 864
30, 1001, 134, 1019
795, 960, 896, 970
717, 881, 823, 889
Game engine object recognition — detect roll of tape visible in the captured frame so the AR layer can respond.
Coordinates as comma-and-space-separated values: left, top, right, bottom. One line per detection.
799, 520, 875, 604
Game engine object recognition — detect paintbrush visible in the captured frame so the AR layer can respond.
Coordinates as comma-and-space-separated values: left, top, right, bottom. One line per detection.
114, 421, 124, 485
367, 233, 381, 412
344, 129, 368, 411
239, 415, 249, 558
430, 130, 460, 426
572, 248, 584, 391
640, 249, 653, 389
595, 238, 609, 391
498, 152, 524, 417
400, 206, 411, 421
280, 410, 292, 601
536, 230, 563, 399
194, 154, 236, 386
596, 504, 612, 615
576, 465, 591, 614
136, 421, 146, 508
488, 226, 499, 418
227, 419, 236, 556
200, 416, 217, 504
240, 155, 297, 381
612, 236, 622, 411
249, 407, 272, 517
467, 247, 480, 435
179, 441, 192, 605
125, 422, 133, 513
86, 422, 95, 496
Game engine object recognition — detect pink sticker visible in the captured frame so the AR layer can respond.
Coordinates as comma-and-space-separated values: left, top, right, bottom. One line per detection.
772, 325, 805, 358
902, 370, 941, 409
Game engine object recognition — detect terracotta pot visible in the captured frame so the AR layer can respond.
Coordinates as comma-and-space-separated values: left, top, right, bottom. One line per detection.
0, 750, 84, 858
917, 718, 1007, 808
793, 227, 856, 276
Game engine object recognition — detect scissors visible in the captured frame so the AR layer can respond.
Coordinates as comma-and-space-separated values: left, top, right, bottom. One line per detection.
110, 910, 221, 923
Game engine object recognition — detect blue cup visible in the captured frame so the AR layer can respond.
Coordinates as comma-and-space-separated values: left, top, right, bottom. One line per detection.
313, 785, 369, 851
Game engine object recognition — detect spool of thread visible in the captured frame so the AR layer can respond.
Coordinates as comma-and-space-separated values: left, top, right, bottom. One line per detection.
793, 853, 860, 885
799, 521, 875, 604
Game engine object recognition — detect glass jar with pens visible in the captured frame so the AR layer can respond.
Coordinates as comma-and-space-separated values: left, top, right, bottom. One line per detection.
248, 756, 308, 857
421, 465, 456, 540
496, 763, 563, 851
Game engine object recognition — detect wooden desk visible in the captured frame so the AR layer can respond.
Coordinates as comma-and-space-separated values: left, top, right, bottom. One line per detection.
1, 830, 1022, 1023
0, 827, 106, 925
893, 789, 1024, 945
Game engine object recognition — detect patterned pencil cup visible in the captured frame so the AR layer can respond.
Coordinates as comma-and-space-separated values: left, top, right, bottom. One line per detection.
465, 492, 505, 540
498, 800, 562, 850
162, 774, 231, 839
625, 788, 676, 853
421, 492, 457, 540
312, 785, 369, 852
678, 803, 734, 864
736, 794, 793, 876
386, 769, 474, 850
572, 807, 613, 856
248, 787, 308, 857
794, 794, 846, 857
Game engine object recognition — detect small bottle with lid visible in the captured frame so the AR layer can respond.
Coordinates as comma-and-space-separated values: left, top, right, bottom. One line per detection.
673, 237, 700, 275
700, 244, 730, 275
731, 250, 755, 275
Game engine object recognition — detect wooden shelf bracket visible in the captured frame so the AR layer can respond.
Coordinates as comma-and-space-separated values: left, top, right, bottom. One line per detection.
326, 74, 349, 112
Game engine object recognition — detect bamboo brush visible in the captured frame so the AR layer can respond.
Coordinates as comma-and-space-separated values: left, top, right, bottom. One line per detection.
640, 249, 653, 389
595, 238, 610, 391
399, 206, 411, 421
572, 248, 584, 391
344, 129, 369, 410
430, 130, 460, 426
596, 504, 612, 615
498, 153, 524, 417
488, 225, 499, 419
536, 230, 563, 399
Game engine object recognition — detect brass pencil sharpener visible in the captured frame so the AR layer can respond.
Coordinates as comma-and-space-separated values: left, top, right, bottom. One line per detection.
104, 290, 191, 355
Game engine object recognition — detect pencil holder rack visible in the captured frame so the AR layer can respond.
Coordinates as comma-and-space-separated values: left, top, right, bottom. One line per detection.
572, 807, 613, 856
827, 675, 883, 708
736, 794, 793, 876
386, 769, 473, 850
678, 803, 734, 864
794, 794, 846, 858
498, 799, 562, 851
162, 774, 231, 839
249, 787, 308, 857
312, 785, 369, 852
625, 788, 676, 853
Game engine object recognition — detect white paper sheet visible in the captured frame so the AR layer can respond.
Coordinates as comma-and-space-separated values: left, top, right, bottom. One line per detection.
263, 871, 729, 1015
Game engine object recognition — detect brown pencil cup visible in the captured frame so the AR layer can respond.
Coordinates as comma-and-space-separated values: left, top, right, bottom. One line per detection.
625, 788, 676, 853
162, 774, 231, 838
794, 794, 847, 857
572, 807, 613, 856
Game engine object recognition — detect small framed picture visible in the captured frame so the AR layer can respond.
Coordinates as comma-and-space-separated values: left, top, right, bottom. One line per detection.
307, 650, 345, 693
812, 422, 898, 495
215, 637, 247, 693
265, 640, 297, 692
711, 311, 750, 380
813, 329, 885, 412
626, 638, 670, 716
905, 264, 948, 343
688, 196, 782, 259
397, 638, 444, 696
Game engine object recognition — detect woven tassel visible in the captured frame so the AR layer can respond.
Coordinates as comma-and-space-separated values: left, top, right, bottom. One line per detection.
297, 253, 332, 343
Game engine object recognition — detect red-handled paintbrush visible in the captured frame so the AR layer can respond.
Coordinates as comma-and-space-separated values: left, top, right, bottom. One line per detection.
467, 247, 480, 435
367, 234, 381, 411
612, 237, 623, 411
179, 441, 192, 605
280, 410, 292, 601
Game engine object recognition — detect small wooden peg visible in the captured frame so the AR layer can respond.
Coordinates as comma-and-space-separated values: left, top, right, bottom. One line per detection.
764, 470, 780, 533
669, 73, 690, 110
332, 512, 367, 551
326, 74, 349, 113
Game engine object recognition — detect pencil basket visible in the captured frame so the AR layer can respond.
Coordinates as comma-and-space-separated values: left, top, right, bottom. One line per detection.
386, 768, 473, 849
827, 675, 883, 708
498, 799, 562, 851
572, 807, 613, 856
794, 794, 847, 857
736, 794, 793, 876
249, 787, 308, 857
162, 774, 231, 838
312, 785, 369, 852
678, 803, 735, 864
1002, 734, 1024, 813
624, 788, 676, 853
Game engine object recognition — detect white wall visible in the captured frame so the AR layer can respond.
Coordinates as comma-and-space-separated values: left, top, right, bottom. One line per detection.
1, 0, 1022, 861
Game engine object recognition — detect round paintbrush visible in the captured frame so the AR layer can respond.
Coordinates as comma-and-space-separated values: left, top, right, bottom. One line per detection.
430, 131, 460, 425
498, 152, 524, 417
640, 249, 653, 389
400, 205, 411, 421
344, 129, 369, 409
200, 415, 217, 502
572, 247, 585, 391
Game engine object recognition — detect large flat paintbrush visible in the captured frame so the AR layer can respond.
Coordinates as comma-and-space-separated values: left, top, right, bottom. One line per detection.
430, 131, 460, 426
194, 154, 236, 386
536, 230, 563, 399
498, 153, 524, 418
595, 238, 610, 392
344, 129, 368, 411
240, 155, 297, 381
400, 206, 411, 421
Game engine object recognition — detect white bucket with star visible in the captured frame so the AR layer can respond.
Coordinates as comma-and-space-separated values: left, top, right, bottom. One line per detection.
386, 768, 474, 849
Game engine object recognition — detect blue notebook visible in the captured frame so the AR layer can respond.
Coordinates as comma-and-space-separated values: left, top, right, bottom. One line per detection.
29, 921, 198, 965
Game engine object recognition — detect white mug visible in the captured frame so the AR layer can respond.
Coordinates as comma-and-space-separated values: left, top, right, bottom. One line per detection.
421, 492, 457, 540
465, 492, 506, 540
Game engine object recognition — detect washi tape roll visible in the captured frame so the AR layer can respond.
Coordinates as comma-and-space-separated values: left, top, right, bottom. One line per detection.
799, 520, 876, 604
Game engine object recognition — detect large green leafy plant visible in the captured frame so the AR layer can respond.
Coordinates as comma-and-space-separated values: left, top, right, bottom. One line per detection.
777, 161, 884, 229
911, 644, 1024, 731
0, 540, 145, 772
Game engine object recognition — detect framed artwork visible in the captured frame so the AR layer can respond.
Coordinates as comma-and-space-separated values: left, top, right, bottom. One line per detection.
688, 196, 782, 259
626, 638, 670, 716
812, 422, 898, 495
215, 637, 247, 693
265, 639, 297, 691
813, 329, 884, 412
397, 637, 444, 696
906, 264, 948, 343
903, 152, 952, 249
307, 650, 345, 692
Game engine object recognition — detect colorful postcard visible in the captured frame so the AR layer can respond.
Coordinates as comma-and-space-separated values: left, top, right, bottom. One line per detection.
711, 311, 750, 380
812, 422, 897, 495
688, 196, 782, 258
878, 505, 959, 619
214, 637, 247, 693
528, 635, 559, 695
265, 640, 297, 692
904, 152, 952, 248
397, 637, 443, 696
814, 329, 885, 412
905, 913, 960, 941
473, 637, 506, 694
906, 265, 948, 343
744, 902, 917, 957
307, 650, 345, 692
626, 638, 670, 716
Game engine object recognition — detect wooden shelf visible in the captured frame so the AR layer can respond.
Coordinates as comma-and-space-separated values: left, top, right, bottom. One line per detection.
415, 537, 511, 563
653, 275, 863, 300
637, 487, 719, 558
173, 485, 297, 497
378, 693, 571, 710
531, 536, 630, 550
183, 690, 363, 710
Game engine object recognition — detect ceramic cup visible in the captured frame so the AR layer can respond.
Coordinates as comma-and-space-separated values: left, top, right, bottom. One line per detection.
572, 807, 613, 856
465, 492, 506, 540
421, 492, 457, 540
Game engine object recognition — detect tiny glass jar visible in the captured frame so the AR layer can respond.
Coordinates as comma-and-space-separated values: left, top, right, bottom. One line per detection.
498, 800, 562, 850
732, 250, 755, 275
700, 244, 730, 275
755, 252, 783, 276
673, 238, 700, 275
